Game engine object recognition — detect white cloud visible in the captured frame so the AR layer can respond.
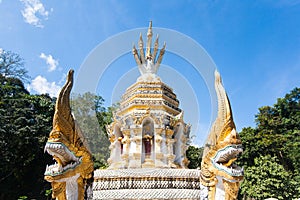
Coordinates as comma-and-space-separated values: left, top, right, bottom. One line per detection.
20, 0, 51, 28
27, 75, 60, 97
39, 53, 58, 72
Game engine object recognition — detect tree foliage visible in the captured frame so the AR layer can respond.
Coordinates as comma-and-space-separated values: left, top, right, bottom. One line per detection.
238, 87, 300, 199
71, 92, 114, 169
0, 49, 29, 82
0, 50, 114, 198
0, 80, 113, 198
241, 155, 293, 200
0, 74, 55, 199
186, 145, 203, 169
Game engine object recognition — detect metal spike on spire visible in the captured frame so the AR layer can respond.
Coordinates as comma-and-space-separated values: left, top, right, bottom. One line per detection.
132, 22, 166, 78
152, 34, 159, 62
146, 21, 153, 60
155, 42, 166, 67
138, 33, 146, 64
132, 44, 141, 66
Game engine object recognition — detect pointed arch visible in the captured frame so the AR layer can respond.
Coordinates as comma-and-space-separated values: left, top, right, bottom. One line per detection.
141, 117, 155, 164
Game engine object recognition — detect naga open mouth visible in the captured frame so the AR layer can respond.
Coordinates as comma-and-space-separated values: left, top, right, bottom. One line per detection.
212, 145, 243, 177
44, 142, 81, 176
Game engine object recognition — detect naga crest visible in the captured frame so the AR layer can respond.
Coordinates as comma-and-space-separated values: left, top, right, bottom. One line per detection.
200, 70, 244, 200
44, 70, 94, 200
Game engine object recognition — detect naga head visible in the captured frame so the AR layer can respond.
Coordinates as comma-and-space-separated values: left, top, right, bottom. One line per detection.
201, 70, 243, 199
44, 70, 93, 199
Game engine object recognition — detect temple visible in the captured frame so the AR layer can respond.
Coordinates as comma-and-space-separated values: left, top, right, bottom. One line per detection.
106, 21, 190, 169
107, 22, 190, 169
93, 22, 201, 199
93, 21, 244, 200
43, 21, 243, 200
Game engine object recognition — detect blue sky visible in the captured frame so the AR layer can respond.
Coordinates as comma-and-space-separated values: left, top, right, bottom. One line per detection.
0, 1, 299, 146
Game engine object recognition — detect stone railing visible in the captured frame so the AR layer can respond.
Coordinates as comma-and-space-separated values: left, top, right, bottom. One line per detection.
93, 168, 201, 190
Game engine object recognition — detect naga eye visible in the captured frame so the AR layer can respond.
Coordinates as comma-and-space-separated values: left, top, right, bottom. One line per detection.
49, 131, 61, 139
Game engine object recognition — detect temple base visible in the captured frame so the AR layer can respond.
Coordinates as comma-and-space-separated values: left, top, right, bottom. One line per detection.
93, 168, 201, 199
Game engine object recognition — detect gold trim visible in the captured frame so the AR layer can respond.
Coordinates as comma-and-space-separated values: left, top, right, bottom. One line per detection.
120, 93, 179, 108
166, 129, 174, 136
124, 81, 174, 95
117, 105, 180, 117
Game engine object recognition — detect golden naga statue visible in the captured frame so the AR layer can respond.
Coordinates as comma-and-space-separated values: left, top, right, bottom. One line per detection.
200, 70, 244, 200
44, 70, 94, 200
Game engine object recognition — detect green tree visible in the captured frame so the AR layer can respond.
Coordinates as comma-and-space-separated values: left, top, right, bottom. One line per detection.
186, 145, 203, 169
0, 50, 30, 82
238, 87, 300, 199
71, 92, 114, 169
0, 74, 55, 199
241, 155, 293, 199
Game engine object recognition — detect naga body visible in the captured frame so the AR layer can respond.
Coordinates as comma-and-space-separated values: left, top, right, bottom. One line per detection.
200, 71, 244, 200
44, 70, 94, 200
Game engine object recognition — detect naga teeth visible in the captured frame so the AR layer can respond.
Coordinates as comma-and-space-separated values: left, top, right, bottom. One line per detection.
45, 160, 81, 175
45, 143, 64, 150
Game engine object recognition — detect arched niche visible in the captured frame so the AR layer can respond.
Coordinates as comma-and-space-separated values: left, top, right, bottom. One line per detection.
141, 118, 155, 163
